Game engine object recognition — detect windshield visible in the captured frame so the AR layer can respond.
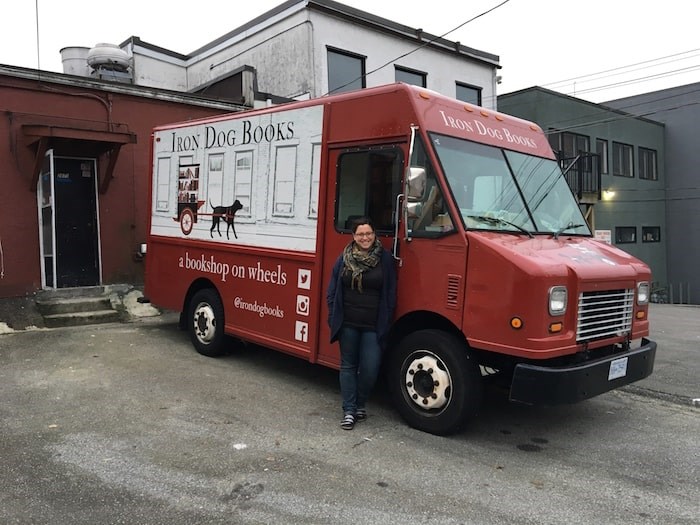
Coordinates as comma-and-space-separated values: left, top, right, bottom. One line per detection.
429, 133, 591, 236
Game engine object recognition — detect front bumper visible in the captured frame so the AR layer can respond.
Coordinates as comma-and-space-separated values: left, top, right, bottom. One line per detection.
509, 338, 657, 405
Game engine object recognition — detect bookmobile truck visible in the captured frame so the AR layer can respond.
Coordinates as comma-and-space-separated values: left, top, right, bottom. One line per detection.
144, 83, 657, 435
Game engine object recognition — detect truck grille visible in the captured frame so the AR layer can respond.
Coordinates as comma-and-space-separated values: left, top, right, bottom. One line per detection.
576, 289, 634, 343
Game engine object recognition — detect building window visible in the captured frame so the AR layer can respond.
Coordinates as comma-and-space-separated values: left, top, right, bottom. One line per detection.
327, 48, 365, 94
155, 157, 171, 211
456, 82, 481, 106
207, 153, 224, 206
272, 146, 297, 216
615, 226, 636, 244
562, 132, 590, 157
308, 143, 321, 218
548, 131, 590, 158
639, 147, 658, 180
596, 139, 609, 174
395, 66, 426, 87
613, 142, 634, 177
642, 226, 660, 243
234, 151, 253, 217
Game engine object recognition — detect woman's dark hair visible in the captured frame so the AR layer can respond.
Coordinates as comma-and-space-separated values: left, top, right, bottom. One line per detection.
351, 216, 374, 234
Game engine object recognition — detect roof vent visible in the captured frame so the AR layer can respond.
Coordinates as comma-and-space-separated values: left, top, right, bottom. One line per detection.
87, 43, 132, 83
87, 43, 130, 71
60, 46, 91, 76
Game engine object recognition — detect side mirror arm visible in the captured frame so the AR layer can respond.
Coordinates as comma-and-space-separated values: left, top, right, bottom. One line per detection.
392, 193, 404, 266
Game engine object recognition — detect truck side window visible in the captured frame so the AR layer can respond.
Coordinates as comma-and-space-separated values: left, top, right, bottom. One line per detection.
408, 137, 453, 236
335, 148, 403, 233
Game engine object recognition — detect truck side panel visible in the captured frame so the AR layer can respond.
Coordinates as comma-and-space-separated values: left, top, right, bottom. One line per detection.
146, 105, 327, 361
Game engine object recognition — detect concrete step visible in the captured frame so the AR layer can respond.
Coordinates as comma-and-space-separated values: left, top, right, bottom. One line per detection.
36, 286, 103, 300
42, 309, 123, 328
35, 296, 114, 316
34, 285, 129, 328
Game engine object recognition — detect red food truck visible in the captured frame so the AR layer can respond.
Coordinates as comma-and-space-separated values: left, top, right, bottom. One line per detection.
144, 83, 656, 435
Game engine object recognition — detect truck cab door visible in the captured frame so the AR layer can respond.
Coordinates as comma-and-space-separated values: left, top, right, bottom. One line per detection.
394, 134, 468, 330
317, 144, 404, 368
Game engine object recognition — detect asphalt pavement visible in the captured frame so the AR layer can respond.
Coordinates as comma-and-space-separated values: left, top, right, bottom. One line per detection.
1, 299, 698, 524
0, 297, 697, 407
629, 303, 699, 406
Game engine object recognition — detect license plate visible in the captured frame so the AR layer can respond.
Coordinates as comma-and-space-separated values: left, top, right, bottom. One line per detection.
608, 357, 628, 380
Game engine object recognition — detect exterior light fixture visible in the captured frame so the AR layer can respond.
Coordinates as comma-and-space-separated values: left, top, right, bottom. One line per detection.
602, 189, 616, 200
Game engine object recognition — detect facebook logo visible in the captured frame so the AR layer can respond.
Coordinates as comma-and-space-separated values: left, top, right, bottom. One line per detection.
295, 321, 308, 343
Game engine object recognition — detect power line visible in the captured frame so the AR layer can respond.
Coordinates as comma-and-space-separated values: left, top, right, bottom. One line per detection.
487, 48, 700, 107
543, 49, 700, 89
565, 64, 700, 97
496, 77, 700, 136
544, 98, 700, 135
326, 0, 512, 95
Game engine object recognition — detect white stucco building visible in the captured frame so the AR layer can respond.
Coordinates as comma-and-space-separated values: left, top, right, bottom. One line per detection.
62, 0, 501, 109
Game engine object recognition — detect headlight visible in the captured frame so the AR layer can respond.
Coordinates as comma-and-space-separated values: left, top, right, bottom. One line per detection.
549, 286, 567, 315
637, 281, 650, 305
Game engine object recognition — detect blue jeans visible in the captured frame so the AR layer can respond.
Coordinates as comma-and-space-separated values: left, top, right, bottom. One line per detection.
338, 326, 382, 415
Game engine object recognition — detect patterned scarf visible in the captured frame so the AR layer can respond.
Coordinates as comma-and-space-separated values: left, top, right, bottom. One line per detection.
342, 238, 382, 291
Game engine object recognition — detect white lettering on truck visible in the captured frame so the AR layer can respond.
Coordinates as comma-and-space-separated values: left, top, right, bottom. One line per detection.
438, 110, 538, 149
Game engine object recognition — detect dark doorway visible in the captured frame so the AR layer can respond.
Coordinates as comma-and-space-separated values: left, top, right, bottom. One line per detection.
53, 157, 100, 287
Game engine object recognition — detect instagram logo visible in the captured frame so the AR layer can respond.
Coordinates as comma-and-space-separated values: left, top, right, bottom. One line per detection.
296, 295, 310, 316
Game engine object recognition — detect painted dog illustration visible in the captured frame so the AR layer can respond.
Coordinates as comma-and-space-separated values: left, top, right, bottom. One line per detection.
210, 199, 244, 240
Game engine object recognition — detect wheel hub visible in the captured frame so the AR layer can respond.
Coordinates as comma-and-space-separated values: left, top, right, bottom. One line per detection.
404, 355, 450, 410
193, 303, 216, 343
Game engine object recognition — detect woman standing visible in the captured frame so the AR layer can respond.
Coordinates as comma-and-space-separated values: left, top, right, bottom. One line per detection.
327, 217, 397, 430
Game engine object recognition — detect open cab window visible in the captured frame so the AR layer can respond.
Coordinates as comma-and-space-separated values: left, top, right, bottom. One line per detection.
406, 136, 454, 236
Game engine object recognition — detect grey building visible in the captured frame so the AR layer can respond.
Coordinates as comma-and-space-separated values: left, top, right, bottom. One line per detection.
605, 83, 700, 305
498, 87, 668, 297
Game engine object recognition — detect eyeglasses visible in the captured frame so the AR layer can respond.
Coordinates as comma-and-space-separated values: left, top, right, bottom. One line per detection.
354, 232, 375, 238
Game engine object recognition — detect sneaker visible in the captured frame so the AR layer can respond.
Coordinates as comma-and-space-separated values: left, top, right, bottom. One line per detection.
340, 413, 355, 430
355, 408, 367, 422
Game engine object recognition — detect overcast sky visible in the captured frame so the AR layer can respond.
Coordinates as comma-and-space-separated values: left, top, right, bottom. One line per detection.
3, 0, 699, 103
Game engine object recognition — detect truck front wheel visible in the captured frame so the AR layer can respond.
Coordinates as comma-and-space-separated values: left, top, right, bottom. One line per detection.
188, 288, 226, 357
389, 329, 482, 435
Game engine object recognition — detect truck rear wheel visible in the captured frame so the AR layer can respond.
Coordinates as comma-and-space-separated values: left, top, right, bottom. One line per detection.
389, 329, 482, 435
188, 288, 226, 357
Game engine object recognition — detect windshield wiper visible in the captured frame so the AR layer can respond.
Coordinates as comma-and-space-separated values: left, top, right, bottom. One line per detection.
466, 215, 534, 238
553, 222, 586, 239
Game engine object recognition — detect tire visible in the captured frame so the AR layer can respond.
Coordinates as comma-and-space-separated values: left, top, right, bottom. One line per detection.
388, 329, 482, 435
188, 288, 226, 357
